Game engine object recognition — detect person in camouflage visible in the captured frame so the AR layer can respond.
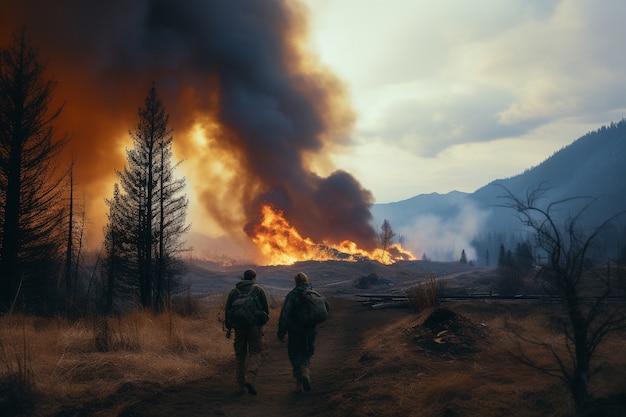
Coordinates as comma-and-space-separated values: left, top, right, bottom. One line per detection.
224, 269, 269, 395
277, 272, 330, 393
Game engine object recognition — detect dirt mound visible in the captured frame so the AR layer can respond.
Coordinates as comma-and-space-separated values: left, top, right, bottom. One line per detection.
409, 307, 487, 357
353, 273, 393, 289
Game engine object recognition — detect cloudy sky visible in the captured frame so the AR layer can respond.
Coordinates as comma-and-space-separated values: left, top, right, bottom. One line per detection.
301, 0, 626, 203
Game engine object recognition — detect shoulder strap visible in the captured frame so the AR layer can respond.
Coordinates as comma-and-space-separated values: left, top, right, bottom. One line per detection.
250, 285, 262, 306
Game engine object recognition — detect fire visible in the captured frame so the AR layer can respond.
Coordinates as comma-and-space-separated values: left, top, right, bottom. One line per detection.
250, 205, 416, 265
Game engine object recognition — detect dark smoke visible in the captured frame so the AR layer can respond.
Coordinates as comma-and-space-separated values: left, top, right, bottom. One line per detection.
0, 0, 379, 253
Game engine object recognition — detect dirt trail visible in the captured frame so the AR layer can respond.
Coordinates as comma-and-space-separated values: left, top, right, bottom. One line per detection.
118, 298, 408, 417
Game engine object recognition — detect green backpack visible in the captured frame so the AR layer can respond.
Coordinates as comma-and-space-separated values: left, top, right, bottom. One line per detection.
298, 288, 328, 326
228, 286, 268, 328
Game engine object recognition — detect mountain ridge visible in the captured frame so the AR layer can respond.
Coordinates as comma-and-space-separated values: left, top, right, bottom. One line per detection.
372, 119, 626, 263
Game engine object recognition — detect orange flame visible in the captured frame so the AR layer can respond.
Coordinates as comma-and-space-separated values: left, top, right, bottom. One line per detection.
250, 205, 416, 265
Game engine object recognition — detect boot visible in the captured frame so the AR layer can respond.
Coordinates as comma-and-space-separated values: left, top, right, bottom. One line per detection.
293, 378, 303, 394
245, 371, 257, 395
301, 366, 311, 392
235, 356, 246, 390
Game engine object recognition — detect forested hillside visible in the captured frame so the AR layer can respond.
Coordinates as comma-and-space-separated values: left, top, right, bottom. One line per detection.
372, 120, 626, 264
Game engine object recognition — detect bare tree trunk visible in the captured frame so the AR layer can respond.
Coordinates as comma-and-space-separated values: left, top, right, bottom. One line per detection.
63, 164, 75, 311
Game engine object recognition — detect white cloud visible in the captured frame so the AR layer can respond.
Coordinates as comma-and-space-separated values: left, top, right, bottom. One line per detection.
302, 0, 626, 201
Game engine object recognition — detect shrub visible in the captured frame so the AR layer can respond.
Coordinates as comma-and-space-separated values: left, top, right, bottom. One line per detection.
408, 275, 439, 312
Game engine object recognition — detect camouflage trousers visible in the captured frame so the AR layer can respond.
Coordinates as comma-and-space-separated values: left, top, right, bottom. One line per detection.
234, 325, 264, 388
287, 326, 317, 378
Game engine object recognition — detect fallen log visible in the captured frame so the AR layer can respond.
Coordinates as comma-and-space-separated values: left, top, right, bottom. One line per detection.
370, 300, 411, 310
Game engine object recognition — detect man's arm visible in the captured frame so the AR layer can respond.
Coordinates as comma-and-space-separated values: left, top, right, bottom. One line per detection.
257, 286, 270, 314
224, 289, 236, 329
277, 291, 296, 340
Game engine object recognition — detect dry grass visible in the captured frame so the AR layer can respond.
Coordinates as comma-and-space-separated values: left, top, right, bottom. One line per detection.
0, 296, 237, 416
335, 301, 626, 417
407, 274, 440, 312
0, 316, 37, 416
1, 294, 624, 417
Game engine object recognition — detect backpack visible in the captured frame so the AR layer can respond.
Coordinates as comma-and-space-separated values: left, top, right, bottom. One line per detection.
228, 286, 268, 328
297, 288, 328, 326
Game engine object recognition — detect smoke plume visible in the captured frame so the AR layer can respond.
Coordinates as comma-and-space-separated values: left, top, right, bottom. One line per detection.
0, 0, 379, 257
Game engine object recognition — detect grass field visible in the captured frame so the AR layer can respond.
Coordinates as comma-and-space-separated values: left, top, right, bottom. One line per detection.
1, 295, 625, 416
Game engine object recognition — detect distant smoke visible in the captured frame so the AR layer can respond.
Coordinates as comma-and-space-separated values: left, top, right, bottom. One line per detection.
401, 205, 487, 262
373, 199, 489, 262
0, 0, 379, 253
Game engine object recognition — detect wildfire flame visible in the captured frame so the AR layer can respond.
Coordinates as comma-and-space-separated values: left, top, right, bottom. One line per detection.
250, 205, 416, 265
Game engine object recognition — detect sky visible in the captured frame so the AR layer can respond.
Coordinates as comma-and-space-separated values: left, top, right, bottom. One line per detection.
300, 0, 626, 203
2, 0, 626, 261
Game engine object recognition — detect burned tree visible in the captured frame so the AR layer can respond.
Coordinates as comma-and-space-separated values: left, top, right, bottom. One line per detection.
378, 219, 395, 260
500, 184, 626, 412
59, 162, 87, 313
0, 30, 67, 313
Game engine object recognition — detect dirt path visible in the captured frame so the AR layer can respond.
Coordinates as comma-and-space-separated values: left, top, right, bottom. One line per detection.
117, 298, 409, 417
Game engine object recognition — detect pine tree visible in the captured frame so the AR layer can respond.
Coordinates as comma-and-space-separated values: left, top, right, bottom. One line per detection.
154, 128, 189, 311
102, 184, 124, 314
497, 244, 506, 267
514, 240, 534, 273
105, 84, 188, 311
0, 29, 67, 313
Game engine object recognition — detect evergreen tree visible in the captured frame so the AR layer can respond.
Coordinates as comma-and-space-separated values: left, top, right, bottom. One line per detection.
0, 30, 67, 313
101, 184, 124, 313
154, 106, 189, 311
497, 244, 506, 267
459, 249, 467, 264
105, 84, 188, 311
514, 240, 534, 273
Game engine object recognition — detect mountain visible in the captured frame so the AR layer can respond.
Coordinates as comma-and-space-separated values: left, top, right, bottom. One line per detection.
470, 119, 626, 228
371, 120, 626, 263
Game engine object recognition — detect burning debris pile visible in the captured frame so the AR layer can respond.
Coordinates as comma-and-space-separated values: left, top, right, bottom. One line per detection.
408, 308, 487, 357
247, 205, 415, 265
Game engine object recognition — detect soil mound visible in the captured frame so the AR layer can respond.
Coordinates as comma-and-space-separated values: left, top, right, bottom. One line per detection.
409, 307, 487, 358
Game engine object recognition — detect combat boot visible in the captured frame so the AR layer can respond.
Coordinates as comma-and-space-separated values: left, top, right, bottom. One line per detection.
245, 370, 257, 395
293, 378, 303, 394
301, 366, 311, 392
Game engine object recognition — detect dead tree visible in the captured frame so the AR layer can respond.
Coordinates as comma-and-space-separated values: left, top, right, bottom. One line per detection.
378, 219, 395, 260
499, 184, 626, 412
